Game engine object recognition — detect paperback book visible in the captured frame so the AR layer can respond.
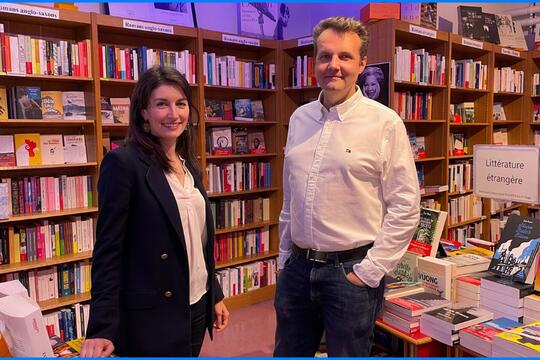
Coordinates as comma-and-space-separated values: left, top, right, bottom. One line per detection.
408, 207, 447, 257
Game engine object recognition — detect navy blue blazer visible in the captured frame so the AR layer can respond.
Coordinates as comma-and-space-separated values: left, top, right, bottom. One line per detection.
86, 143, 224, 356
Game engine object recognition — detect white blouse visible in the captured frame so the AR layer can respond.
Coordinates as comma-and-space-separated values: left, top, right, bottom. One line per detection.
164, 160, 208, 305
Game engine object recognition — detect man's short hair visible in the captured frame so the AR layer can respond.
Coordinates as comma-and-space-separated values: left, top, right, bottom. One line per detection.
313, 16, 369, 58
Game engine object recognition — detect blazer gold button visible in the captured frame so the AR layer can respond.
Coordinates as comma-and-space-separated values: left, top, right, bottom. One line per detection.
160, 253, 168, 260
164, 291, 172, 298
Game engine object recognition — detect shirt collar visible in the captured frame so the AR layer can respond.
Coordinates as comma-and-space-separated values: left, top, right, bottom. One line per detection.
317, 85, 363, 121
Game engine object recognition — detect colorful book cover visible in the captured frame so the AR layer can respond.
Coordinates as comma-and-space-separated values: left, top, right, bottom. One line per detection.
14, 133, 41, 166
462, 317, 522, 342
0, 135, 15, 167
251, 99, 265, 121
62, 91, 86, 120
40, 134, 64, 165
110, 97, 130, 124
0, 86, 7, 121
420, 3, 437, 30
247, 129, 266, 154
205, 99, 224, 121
234, 99, 253, 121
391, 251, 420, 282
100, 97, 114, 125
15, 86, 42, 119
232, 127, 249, 154
489, 214, 540, 284
408, 207, 447, 257
495, 321, 540, 354
41, 91, 63, 120
209, 127, 232, 155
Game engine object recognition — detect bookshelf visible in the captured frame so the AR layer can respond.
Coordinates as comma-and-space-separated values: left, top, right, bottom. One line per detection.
0, 6, 98, 328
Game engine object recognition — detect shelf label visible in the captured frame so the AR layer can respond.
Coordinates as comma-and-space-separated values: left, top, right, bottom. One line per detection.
501, 47, 520, 57
473, 145, 540, 204
409, 25, 436, 39
462, 38, 483, 49
297, 37, 313, 47
0, 3, 59, 19
222, 34, 260, 47
123, 19, 173, 34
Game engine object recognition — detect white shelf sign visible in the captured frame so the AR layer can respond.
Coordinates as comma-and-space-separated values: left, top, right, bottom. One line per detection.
297, 37, 313, 47
0, 3, 59, 19
473, 145, 540, 204
123, 19, 173, 34
409, 25, 436, 39
501, 48, 520, 58
462, 38, 483, 50
222, 34, 260, 47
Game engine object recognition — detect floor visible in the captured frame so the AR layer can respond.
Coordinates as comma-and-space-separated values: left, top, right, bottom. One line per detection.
200, 300, 276, 357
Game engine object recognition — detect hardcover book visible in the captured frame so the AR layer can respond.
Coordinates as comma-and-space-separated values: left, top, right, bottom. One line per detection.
247, 129, 266, 154
40, 91, 63, 120
458, 6, 486, 41
489, 215, 540, 284
40, 134, 65, 165
205, 99, 224, 121
0, 135, 15, 167
15, 86, 42, 119
110, 97, 130, 124
483, 12, 501, 45
62, 91, 86, 120
14, 133, 42, 166
234, 99, 253, 121
407, 207, 447, 257
63, 134, 87, 163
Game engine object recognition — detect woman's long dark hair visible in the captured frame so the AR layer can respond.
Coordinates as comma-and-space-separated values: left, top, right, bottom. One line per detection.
127, 66, 200, 175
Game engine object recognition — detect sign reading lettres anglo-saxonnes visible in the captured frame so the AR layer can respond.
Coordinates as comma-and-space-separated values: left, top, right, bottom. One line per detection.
473, 145, 540, 204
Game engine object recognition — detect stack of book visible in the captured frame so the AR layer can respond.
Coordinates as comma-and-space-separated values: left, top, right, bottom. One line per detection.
420, 305, 493, 346
524, 294, 540, 324
492, 321, 540, 356
455, 272, 489, 307
480, 275, 533, 322
459, 317, 522, 356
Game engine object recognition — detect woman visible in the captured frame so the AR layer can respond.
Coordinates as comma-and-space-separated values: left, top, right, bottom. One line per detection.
81, 66, 229, 357
359, 66, 384, 101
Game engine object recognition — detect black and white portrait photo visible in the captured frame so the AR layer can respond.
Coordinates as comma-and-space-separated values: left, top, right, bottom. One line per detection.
357, 62, 390, 107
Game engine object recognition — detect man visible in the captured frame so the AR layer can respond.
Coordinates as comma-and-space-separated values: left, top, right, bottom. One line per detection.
274, 16, 420, 357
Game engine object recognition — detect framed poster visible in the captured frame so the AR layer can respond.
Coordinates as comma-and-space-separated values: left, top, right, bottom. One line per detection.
357, 62, 390, 107
107, 2, 196, 27
238, 3, 279, 39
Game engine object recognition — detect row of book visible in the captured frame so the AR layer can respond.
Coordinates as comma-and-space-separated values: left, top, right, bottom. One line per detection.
288, 55, 317, 88
448, 222, 483, 244
0, 26, 91, 77
448, 193, 483, 226
216, 259, 277, 298
202, 53, 275, 89
450, 102, 475, 123
0, 217, 95, 265
0, 87, 86, 120
210, 197, 270, 229
0, 175, 93, 219
206, 161, 271, 193
450, 59, 488, 90
394, 91, 432, 120
44, 303, 89, 343
394, 47, 445, 85
0, 260, 91, 303
449, 160, 472, 194
98, 44, 195, 83
0, 133, 87, 167
214, 227, 269, 262
207, 127, 266, 156
449, 132, 469, 156
494, 67, 524, 94
205, 98, 265, 121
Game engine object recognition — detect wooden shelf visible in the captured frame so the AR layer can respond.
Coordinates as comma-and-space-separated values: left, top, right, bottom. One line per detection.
490, 204, 521, 215
448, 155, 474, 160
449, 122, 489, 126
0, 120, 94, 127
415, 156, 445, 163
0, 162, 98, 171
205, 120, 278, 127
206, 153, 277, 160
528, 205, 540, 210
0, 207, 98, 224
223, 284, 276, 311
100, 78, 198, 87
204, 85, 275, 93
494, 91, 524, 96
102, 124, 129, 131
451, 87, 489, 93
40, 292, 91, 312
403, 120, 446, 124
448, 190, 474, 197
283, 86, 320, 91
421, 191, 445, 198
0, 251, 93, 275
0, 74, 92, 82
448, 217, 485, 229
375, 320, 432, 346
208, 187, 279, 198
493, 120, 523, 125
394, 80, 446, 89
216, 250, 278, 270
215, 220, 278, 235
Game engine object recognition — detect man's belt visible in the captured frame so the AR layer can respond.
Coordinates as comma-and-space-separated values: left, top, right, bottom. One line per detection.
291, 243, 373, 264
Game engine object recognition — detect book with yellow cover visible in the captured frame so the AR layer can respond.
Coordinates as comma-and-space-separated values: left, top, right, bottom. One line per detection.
41, 91, 63, 120
494, 321, 540, 356
14, 133, 42, 166
447, 246, 493, 258
0, 86, 7, 121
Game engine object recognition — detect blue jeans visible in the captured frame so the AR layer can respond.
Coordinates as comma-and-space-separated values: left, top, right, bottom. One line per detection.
273, 253, 384, 357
